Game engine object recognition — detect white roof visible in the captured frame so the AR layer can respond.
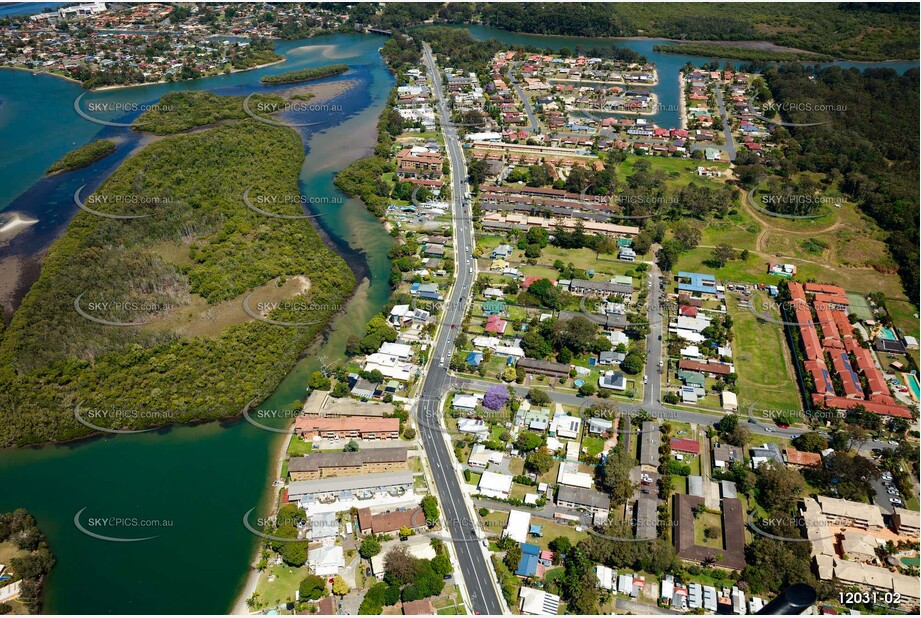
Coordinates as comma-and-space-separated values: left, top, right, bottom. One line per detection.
308, 544, 344, 576
478, 471, 513, 493
677, 315, 711, 331
596, 565, 615, 590
721, 391, 738, 406
504, 509, 532, 543
379, 342, 412, 358
453, 394, 479, 409
519, 587, 560, 615
458, 418, 488, 434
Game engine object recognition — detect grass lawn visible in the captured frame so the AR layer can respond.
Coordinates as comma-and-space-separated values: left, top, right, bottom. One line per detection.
694, 511, 724, 550
466, 471, 483, 486
727, 289, 802, 413
582, 436, 606, 459
509, 483, 532, 502
287, 438, 315, 457
614, 154, 730, 191
529, 516, 589, 550
507, 457, 525, 475
255, 563, 312, 608
672, 475, 687, 493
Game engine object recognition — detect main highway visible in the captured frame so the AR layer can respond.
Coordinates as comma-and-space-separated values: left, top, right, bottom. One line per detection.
414, 43, 504, 616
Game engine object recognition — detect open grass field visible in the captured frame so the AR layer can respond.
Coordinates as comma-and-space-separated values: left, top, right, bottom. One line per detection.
613, 154, 730, 191
255, 563, 312, 608
726, 290, 802, 413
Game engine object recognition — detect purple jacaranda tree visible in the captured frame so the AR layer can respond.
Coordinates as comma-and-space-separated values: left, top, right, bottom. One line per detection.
483, 384, 508, 411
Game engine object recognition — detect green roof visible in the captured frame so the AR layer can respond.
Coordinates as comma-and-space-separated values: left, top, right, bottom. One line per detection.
677, 370, 705, 387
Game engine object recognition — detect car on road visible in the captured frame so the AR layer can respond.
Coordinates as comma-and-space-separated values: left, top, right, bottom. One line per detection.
881, 472, 893, 480
451, 324, 455, 329
643, 375, 648, 384
765, 427, 774, 433
887, 440, 899, 445
890, 497, 904, 505
872, 448, 883, 455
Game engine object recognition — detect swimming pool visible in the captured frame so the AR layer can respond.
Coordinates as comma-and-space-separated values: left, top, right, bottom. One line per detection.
880, 327, 897, 341
906, 373, 920, 400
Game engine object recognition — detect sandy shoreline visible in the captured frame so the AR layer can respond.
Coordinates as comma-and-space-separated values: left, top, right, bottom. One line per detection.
230, 430, 291, 615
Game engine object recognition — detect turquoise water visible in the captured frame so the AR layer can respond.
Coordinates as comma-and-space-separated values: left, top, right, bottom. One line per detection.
880, 327, 898, 341
907, 373, 920, 400
0, 33, 395, 614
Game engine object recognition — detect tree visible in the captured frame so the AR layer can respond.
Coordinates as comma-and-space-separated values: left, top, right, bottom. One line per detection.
398, 526, 413, 539
421, 496, 439, 526
308, 370, 331, 391
384, 546, 416, 585
521, 330, 553, 359
548, 536, 571, 555
579, 382, 596, 397
331, 575, 350, 596
403, 427, 416, 440
599, 447, 634, 504
528, 388, 552, 405
280, 541, 308, 566
431, 553, 453, 576
525, 447, 553, 475
621, 351, 644, 375
359, 536, 382, 559
344, 439, 360, 452
710, 243, 736, 267
656, 240, 682, 272
503, 543, 522, 572
673, 223, 702, 251
792, 432, 828, 453
756, 461, 805, 514
515, 431, 544, 452
298, 574, 327, 601
552, 316, 599, 355
483, 384, 508, 410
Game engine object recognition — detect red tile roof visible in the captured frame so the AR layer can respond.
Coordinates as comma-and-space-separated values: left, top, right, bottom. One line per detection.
670, 438, 701, 454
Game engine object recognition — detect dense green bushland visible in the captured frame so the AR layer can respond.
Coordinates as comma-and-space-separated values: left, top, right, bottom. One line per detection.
755, 64, 919, 304
133, 90, 287, 135
46, 139, 117, 174
260, 64, 348, 85
0, 115, 355, 446
476, 3, 919, 61
653, 43, 832, 62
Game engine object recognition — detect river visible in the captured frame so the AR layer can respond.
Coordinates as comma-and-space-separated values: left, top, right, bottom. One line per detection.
0, 23, 916, 614
0, 33, 394, 614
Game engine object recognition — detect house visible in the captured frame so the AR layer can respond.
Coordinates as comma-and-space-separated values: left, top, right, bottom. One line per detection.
308, 543, 345, 576
635, 495, 658, 540
673, 494, 747, 570
402, 599, 435, 615
568, 278, 633, 297
492, 244, 514, 259
721, 390, 738, 411
484, 314, 508, 334
379, 342, 413, 360
516, 357, 570, 379
677, 359, 733, 377
452, 393, 479, 411
550, 413, 582, 439
515, 543, 542, 578
468, 443, 502, 468
598, 370, 626, 391
519, 587, 560, 615
670, 438, 700, 455
750, 443, 784, 468
813, 496, 885, 532
588, 417, 613, 434
350, 378, 376, 399
504, 510, 532, 543
356, 507, 427, 535
288, 472, 414, 506
638, 422, 660, 473
677, 271, 718, 296
457, 418, 489, 437
288, 447, 409, 481
557, 461, 594, 489
477, 470, 514, 499
596, 565, 616, 590
294, 416, 400, 441
783, 447, 821, 469
892, 507, 921, 537
556, 486, 610, 522
309, 512, 340, 539
712, 444, 744, 469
